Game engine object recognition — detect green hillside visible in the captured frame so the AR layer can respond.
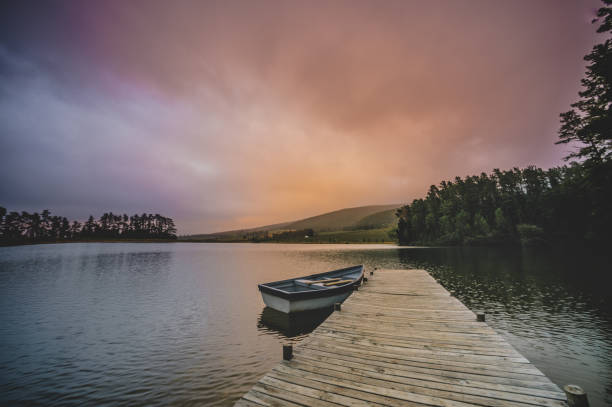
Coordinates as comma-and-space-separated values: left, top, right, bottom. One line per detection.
286, 204, 399, 232
354, 208, 398, 230
182, 204, 401, 242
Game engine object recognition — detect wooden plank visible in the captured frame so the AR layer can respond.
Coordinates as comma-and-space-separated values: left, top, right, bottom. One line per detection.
314, 324, 517, 349
320, 319, 508, 336
353, 298, 456, 304
259, 375, 386, 407
341, 302, 478, 318
305, 335, 530, 366
244, 388, 308, 406
349, 294, 464, 301
265, 369, 429, 407
268, 365, 483, 407
315, 322, 510, 344
300, 340, 544, 376
312, 330, 529, 362
284, 359, 567, 406
323, 279, 354, 286
275, 362, 566, 407
325, 312, 489, 329
292, 351, 566, 399
234, 269, 567, 407
299, 278, 341, 285
234, 398, 266, 407
253, 379, 351, 407
293, 348, 564, 392
296, 345, 554, 383
313, 329, 523, 357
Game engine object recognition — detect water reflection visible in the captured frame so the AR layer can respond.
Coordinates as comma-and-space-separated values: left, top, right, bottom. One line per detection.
257, 307, 333, 340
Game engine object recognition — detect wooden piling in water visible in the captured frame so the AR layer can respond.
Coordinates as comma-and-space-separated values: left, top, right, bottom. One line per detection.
282, 345, 293, 361
564, 384, 589, 407
236, 269, 569, 406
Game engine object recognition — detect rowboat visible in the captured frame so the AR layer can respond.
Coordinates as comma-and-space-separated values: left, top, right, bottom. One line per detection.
258, 265, 364, 313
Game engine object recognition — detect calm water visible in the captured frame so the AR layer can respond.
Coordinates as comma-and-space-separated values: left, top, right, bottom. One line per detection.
0, 243, 611, 406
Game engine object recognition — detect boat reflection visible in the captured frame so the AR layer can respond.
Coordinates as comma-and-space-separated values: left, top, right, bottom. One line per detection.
257, 306, 333, 338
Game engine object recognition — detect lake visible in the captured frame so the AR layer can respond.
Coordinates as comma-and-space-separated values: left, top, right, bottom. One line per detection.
0, 243, 610, 406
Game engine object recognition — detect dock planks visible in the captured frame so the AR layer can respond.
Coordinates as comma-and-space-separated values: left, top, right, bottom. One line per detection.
235, 269, 568, 406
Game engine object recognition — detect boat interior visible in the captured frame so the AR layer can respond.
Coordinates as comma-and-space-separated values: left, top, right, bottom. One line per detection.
261, 266, 363, 293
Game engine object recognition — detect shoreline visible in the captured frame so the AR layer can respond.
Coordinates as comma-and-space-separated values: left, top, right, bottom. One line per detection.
0, 239, 179, 247
1, 239, 399, 248
3, 239, 602, 251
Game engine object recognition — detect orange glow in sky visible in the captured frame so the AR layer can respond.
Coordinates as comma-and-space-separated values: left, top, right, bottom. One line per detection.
0, 0, 603, 233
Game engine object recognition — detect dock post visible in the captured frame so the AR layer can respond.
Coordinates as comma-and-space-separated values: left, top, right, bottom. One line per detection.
283, 345, 293, 361
334, 302, 341, 311
564, 385, 589, 407
477, 312, 486, 322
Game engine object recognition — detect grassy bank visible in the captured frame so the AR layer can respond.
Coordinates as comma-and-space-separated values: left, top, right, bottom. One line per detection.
306, 228, 395, 243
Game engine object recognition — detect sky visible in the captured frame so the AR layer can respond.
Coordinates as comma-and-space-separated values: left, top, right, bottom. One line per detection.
0, 0, 604, 234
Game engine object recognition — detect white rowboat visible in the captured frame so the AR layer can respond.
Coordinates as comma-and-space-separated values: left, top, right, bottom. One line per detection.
258, 265, 364, 313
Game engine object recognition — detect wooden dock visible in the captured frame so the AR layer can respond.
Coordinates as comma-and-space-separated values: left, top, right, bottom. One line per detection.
235, 269, 569, 407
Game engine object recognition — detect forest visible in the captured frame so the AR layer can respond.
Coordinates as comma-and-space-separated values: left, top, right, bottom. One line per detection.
0, 209, 177, 245
397, 2, 611, 247
395, 164, 609, 246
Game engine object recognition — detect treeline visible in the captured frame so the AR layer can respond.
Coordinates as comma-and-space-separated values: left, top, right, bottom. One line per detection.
0, 208, 177, 245
396, 163, 610, 246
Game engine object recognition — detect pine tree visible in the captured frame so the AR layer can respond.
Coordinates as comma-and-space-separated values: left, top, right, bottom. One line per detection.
557, 1, 612, 164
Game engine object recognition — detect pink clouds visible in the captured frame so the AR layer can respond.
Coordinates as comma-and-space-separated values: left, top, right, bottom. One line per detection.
0, 0, 604, 233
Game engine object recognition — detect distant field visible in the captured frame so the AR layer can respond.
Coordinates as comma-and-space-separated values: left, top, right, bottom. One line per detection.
180, 227, 397, 244
308, 227, 396, 243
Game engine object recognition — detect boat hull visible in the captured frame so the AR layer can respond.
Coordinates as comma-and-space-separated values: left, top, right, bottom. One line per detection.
261, 290, 353, 313
258, 265, 363, 314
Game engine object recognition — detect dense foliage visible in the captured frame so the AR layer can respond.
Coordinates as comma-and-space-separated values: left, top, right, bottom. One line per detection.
396, 165, 609, 246
0, 208, 177, 245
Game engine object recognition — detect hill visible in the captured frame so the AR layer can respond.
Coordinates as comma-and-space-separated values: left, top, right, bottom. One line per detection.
286, 205, 399, 232
354, 208, 398, 230
182, 204, 400, 242
185, 220, 293, 240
